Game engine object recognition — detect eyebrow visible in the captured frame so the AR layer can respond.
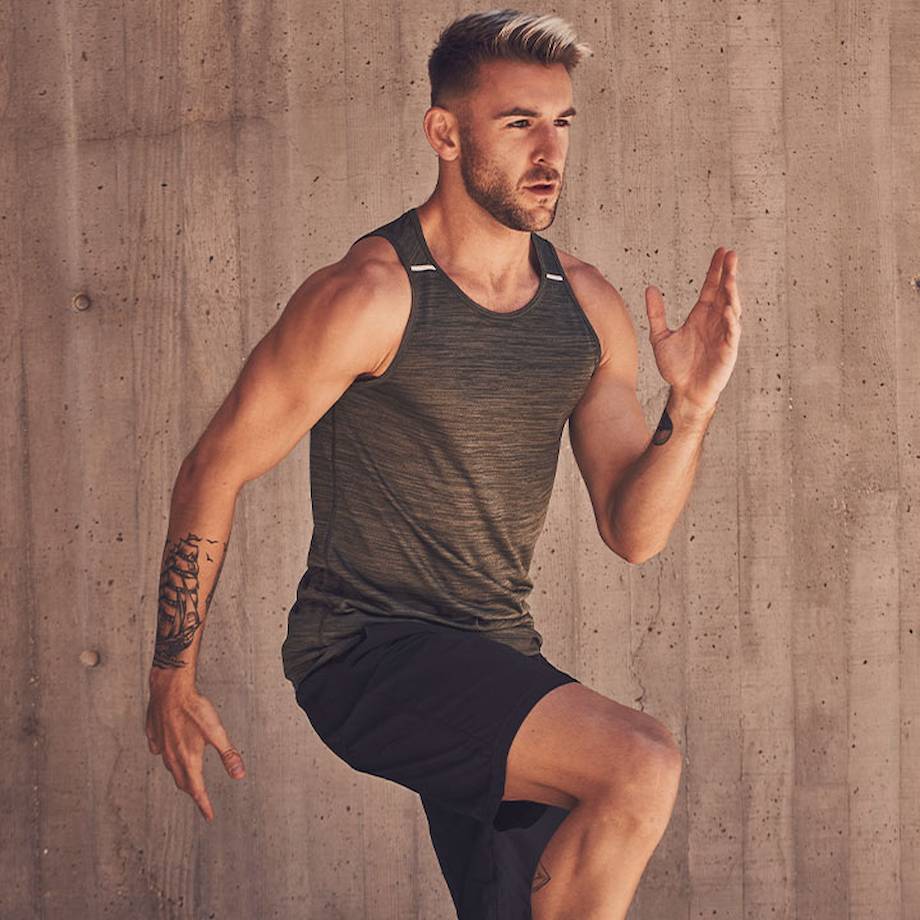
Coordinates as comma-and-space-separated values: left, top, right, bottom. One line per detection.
492, 106, 577, 119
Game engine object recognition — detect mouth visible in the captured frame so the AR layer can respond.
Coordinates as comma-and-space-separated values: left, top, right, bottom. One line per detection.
524, 182, 557, 196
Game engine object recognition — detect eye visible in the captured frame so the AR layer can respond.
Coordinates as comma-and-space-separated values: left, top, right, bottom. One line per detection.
508, 120, 572, 128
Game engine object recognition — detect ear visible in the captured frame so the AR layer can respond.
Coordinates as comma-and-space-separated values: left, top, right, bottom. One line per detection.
423, 106, 461, 162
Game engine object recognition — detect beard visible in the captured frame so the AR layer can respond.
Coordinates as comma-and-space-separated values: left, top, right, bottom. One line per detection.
457, 123, 559, 232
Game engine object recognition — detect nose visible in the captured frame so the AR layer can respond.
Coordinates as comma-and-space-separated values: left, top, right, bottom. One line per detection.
531, 128, 565, 178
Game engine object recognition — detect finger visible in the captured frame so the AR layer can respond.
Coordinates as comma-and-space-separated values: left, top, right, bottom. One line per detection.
219, 745, 246, 780
145, 717, 162, 755
698, 247, 726, 306
194, 789, 215, 823
185, 773, 215, 823
165, 761, 188, 790
727, 252, 741, 317
203, 716, 247, 779
644, 285, 671, 342
175, 742, 217, 821
719, 250, 740, 317
165, 758, 185, 787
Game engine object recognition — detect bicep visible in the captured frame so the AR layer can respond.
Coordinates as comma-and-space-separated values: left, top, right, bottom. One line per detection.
568, 280, 650, 547
179, 261, 392, 489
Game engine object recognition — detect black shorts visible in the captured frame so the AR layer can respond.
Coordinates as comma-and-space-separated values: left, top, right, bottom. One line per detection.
293, 617, 581, 919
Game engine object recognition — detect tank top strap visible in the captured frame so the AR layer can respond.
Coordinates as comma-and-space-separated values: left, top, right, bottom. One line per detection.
352, 210, 432, 277
531, 233, 568, 284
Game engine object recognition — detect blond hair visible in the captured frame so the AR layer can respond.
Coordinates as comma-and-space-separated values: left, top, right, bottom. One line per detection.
427, 9, 593, 110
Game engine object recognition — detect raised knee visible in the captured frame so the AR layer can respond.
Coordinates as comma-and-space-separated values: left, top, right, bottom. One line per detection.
639, 714, 682, 758
594, 735, 683, 832
650, 736, 683, 792
635, 732, 681, 784
651, 730, 683, 781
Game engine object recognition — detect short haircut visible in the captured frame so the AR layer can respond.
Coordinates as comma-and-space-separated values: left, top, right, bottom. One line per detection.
427, 9, 593, 111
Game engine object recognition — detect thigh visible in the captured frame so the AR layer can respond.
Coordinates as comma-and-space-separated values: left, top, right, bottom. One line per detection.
503, 681, 681, 808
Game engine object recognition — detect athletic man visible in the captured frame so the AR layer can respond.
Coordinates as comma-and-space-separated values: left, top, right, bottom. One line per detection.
145, 9, 741, 919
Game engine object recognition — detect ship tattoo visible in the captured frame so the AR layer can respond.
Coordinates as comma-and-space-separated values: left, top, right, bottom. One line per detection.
152, 531, 226, 669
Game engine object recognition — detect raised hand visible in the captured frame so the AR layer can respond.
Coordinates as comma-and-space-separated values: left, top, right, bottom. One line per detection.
644, 248, 742, 413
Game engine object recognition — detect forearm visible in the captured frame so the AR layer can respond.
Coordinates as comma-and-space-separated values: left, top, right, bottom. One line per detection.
606, 387, 717, 564
149, 463, 240, 689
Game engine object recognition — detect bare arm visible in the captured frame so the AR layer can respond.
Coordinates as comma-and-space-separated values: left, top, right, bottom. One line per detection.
568, 270, 716, 565
150, 254, 397, 685
605, 393, 716, 563
145, 247, 401, 820
612, 247, 740, 562
570, 248, 740, 564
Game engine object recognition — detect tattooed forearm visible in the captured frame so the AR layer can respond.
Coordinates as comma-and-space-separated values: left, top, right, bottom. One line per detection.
531, 858, 552, 893
651, 406, 673, 445
152, 531, 228, 670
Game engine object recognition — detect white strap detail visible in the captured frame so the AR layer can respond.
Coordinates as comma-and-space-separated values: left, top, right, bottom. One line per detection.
410, 263, 437, 272
545, 272, 564, 281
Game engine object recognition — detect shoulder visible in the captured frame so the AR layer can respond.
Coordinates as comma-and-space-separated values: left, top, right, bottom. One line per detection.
338, 233, 411, 303
332, 233, 411, 376
555, 246, 599, 296
286, 234, 409, 334
554, 245, 638, 370
278, 233, 409, 381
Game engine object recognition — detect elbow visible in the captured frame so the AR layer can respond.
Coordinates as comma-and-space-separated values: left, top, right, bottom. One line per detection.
619, 547, 662, 565
599, 504, 664, 565
616, 546, 655, 566
601, 531, 662, 566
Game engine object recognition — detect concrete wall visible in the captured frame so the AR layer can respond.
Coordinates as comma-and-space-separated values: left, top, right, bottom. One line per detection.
2, 0, 918, 917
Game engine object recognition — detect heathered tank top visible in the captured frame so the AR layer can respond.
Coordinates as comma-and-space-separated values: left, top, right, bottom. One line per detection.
281, 206, 601, 689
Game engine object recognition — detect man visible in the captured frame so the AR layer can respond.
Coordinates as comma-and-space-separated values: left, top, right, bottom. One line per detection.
145, 9, 741, 920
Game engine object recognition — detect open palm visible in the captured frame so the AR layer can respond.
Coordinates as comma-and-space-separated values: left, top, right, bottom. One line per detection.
645, 248, 742, 412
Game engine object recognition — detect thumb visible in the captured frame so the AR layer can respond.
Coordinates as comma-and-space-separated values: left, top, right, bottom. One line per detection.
222, 747, 246, 779
645, 285, 671, 342
208, 723, 246, 779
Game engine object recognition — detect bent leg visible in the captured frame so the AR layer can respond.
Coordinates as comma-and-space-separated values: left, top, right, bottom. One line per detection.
503, 681, 681, 808
530, 763, 681, 920
500, 681, 683, 918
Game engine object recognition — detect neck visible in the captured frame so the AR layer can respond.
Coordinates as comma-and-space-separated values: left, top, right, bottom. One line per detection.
415, 189, 542, 294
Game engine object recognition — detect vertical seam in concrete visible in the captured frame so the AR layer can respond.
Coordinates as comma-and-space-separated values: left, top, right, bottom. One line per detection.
20, 329, 43, 919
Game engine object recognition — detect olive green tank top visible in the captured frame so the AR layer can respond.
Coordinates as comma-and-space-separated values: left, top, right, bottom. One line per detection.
281, 206, 600, 689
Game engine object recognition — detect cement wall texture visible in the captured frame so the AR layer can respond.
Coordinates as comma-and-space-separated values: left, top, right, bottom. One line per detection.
2, 1, 918, 918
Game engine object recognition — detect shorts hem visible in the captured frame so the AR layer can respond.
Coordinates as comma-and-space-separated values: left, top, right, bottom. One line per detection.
482, 668, 579, 827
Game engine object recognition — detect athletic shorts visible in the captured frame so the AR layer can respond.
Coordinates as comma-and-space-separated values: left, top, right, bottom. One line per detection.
293, 617, 581, 920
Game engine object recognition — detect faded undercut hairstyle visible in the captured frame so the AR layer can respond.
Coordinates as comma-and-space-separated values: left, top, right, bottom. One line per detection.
427, 9, 593, 113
